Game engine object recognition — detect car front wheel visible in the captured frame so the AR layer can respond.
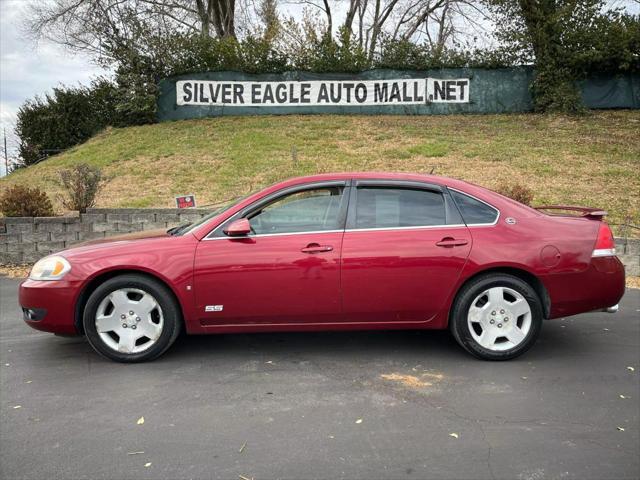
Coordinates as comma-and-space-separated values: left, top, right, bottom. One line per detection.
450, 274, 543, 360
83, 274, 181, 363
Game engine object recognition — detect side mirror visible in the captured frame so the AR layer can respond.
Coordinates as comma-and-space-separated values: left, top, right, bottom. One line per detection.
223, 218, 251, 236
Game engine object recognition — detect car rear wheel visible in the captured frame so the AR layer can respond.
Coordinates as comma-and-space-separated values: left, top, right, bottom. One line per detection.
83, 274, 181, 363
450, 274, 543, 360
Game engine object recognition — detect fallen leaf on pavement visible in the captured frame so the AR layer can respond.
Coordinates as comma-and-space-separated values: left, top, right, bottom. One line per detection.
127, 451, 144, 455
25, 380, 32, 384
13, 405, 21, 409
239, 475, 253, 480
449, 433, 459, 439
617, 427, 625, 432
627, 366, 635, 372
381, 373, 431, 388
619, 394, 627, 399
355, 419, 363, 424
144, 462, 152, 467
238, 442, 246, 453
137, 417, 145, 425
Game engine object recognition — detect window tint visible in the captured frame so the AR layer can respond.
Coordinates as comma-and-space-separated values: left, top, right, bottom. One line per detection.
450, 190, 498, 225
249, 187, 344, 234
355, 187, 446, 229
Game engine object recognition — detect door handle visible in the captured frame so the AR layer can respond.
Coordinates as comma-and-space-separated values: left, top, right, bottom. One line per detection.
301, 243, 334, 254
436, 237, 469, 247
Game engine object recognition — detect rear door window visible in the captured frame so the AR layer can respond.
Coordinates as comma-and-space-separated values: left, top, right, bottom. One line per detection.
354, 187, 446, 229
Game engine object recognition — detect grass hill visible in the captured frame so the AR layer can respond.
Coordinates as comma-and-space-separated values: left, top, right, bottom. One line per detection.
1, 111, 639, 232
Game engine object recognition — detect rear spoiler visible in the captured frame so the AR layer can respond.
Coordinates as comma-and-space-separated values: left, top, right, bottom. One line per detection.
534, 205, 607, 220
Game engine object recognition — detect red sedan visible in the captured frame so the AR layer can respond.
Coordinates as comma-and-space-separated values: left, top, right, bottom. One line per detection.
20, 173, 625, 362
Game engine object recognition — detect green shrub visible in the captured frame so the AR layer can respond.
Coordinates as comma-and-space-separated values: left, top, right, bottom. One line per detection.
15, 78, 118, 166
0, 185, 54, 217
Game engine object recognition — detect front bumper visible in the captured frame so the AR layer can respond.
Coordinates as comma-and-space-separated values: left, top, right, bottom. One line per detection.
19, 279, 81, 335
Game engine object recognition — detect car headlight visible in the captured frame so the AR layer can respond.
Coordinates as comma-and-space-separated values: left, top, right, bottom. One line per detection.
29, 256, 71, 281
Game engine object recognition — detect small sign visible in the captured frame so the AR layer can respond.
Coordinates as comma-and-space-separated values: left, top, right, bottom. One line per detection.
175, 194, 196, 209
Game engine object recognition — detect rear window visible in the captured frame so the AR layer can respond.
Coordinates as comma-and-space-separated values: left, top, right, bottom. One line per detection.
355, 187, 446, 229
450, 190, 498, 225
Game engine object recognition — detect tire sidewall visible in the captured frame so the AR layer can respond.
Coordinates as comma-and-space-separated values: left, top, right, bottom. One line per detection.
83, 275, 181, 363
451, 274, 543, 361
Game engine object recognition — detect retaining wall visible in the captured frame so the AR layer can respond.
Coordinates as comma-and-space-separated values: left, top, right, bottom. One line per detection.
0, 208, 211, 264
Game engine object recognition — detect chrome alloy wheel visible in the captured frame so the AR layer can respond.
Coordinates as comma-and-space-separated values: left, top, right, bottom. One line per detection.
467, 286, 532, 351
95, 288, 164, 354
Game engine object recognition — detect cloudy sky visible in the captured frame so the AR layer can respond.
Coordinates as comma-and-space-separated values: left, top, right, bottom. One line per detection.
0, 0, 106, 176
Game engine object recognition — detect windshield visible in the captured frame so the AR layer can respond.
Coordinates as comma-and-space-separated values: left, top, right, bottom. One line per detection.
170, 195, 248, 236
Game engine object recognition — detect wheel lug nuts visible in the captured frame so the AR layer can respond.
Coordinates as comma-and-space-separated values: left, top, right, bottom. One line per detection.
498, 323, 503, 328
490, 319, 495, 324
504, 317, 509, 322
136, 317, 140, 322
131, 325, 137, 330
122, 324, 127, 328
121, 314, 126, 319
491, 311, 496, 316
500, 309, 505, 314
129, 311, 134, 315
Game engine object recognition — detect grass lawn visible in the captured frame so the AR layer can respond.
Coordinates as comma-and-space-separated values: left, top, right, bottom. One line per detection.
1, 110, 639, 234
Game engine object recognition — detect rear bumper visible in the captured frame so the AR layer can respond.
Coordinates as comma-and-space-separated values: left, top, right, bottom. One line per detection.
19, 279, 81, 335
544, 256, 626, 319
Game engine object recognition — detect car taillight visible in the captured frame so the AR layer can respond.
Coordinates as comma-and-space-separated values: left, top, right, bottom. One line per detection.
592, 223, 616, 257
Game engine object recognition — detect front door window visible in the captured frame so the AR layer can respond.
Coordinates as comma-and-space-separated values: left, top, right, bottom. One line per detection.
249, 187, 345, 235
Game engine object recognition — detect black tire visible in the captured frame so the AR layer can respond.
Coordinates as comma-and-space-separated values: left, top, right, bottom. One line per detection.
82, 274, 182, 363
449, 274, 543, 361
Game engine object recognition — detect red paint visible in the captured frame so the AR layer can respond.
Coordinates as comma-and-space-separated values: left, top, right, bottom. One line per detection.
20, 172, 625, 337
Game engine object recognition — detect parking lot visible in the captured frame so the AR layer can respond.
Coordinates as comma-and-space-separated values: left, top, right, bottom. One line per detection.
1, 276, 638, 480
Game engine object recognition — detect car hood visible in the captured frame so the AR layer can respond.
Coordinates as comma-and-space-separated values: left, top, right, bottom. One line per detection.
75, 229, 170, 247
58, 228, 177, 260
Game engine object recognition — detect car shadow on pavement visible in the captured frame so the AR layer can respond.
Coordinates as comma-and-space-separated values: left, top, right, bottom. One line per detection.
42, 321, 584, 365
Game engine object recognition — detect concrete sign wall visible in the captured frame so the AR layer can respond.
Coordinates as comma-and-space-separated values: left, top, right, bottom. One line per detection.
157, 68, 638, 121
157, 68, 534, 120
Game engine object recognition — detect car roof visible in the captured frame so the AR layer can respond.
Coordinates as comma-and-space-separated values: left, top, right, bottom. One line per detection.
278, 171, 458, 186
275, 172, 482, 194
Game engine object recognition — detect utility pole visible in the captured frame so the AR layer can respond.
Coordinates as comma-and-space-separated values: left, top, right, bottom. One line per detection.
3, 128, 7, 177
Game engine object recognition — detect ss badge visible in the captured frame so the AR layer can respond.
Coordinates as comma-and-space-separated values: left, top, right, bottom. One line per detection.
205, 305, 224, 312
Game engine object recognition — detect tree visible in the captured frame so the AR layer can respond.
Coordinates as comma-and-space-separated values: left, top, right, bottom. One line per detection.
258, 0, 280, 41
486, 0, 639, 113
289, 0, 479, 61
25, 0, 237, 58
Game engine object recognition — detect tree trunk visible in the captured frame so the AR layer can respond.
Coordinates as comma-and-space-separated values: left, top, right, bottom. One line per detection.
322, 0, 332, 38
343, 0, 359, 36
209, 0, 236, 38
196, 0, 211, 36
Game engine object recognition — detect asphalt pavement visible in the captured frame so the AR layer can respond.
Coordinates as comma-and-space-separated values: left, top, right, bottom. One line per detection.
1, 276, 639, 480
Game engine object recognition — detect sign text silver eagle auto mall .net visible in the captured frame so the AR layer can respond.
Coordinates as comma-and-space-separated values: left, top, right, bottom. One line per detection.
176, 78, 470, 107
